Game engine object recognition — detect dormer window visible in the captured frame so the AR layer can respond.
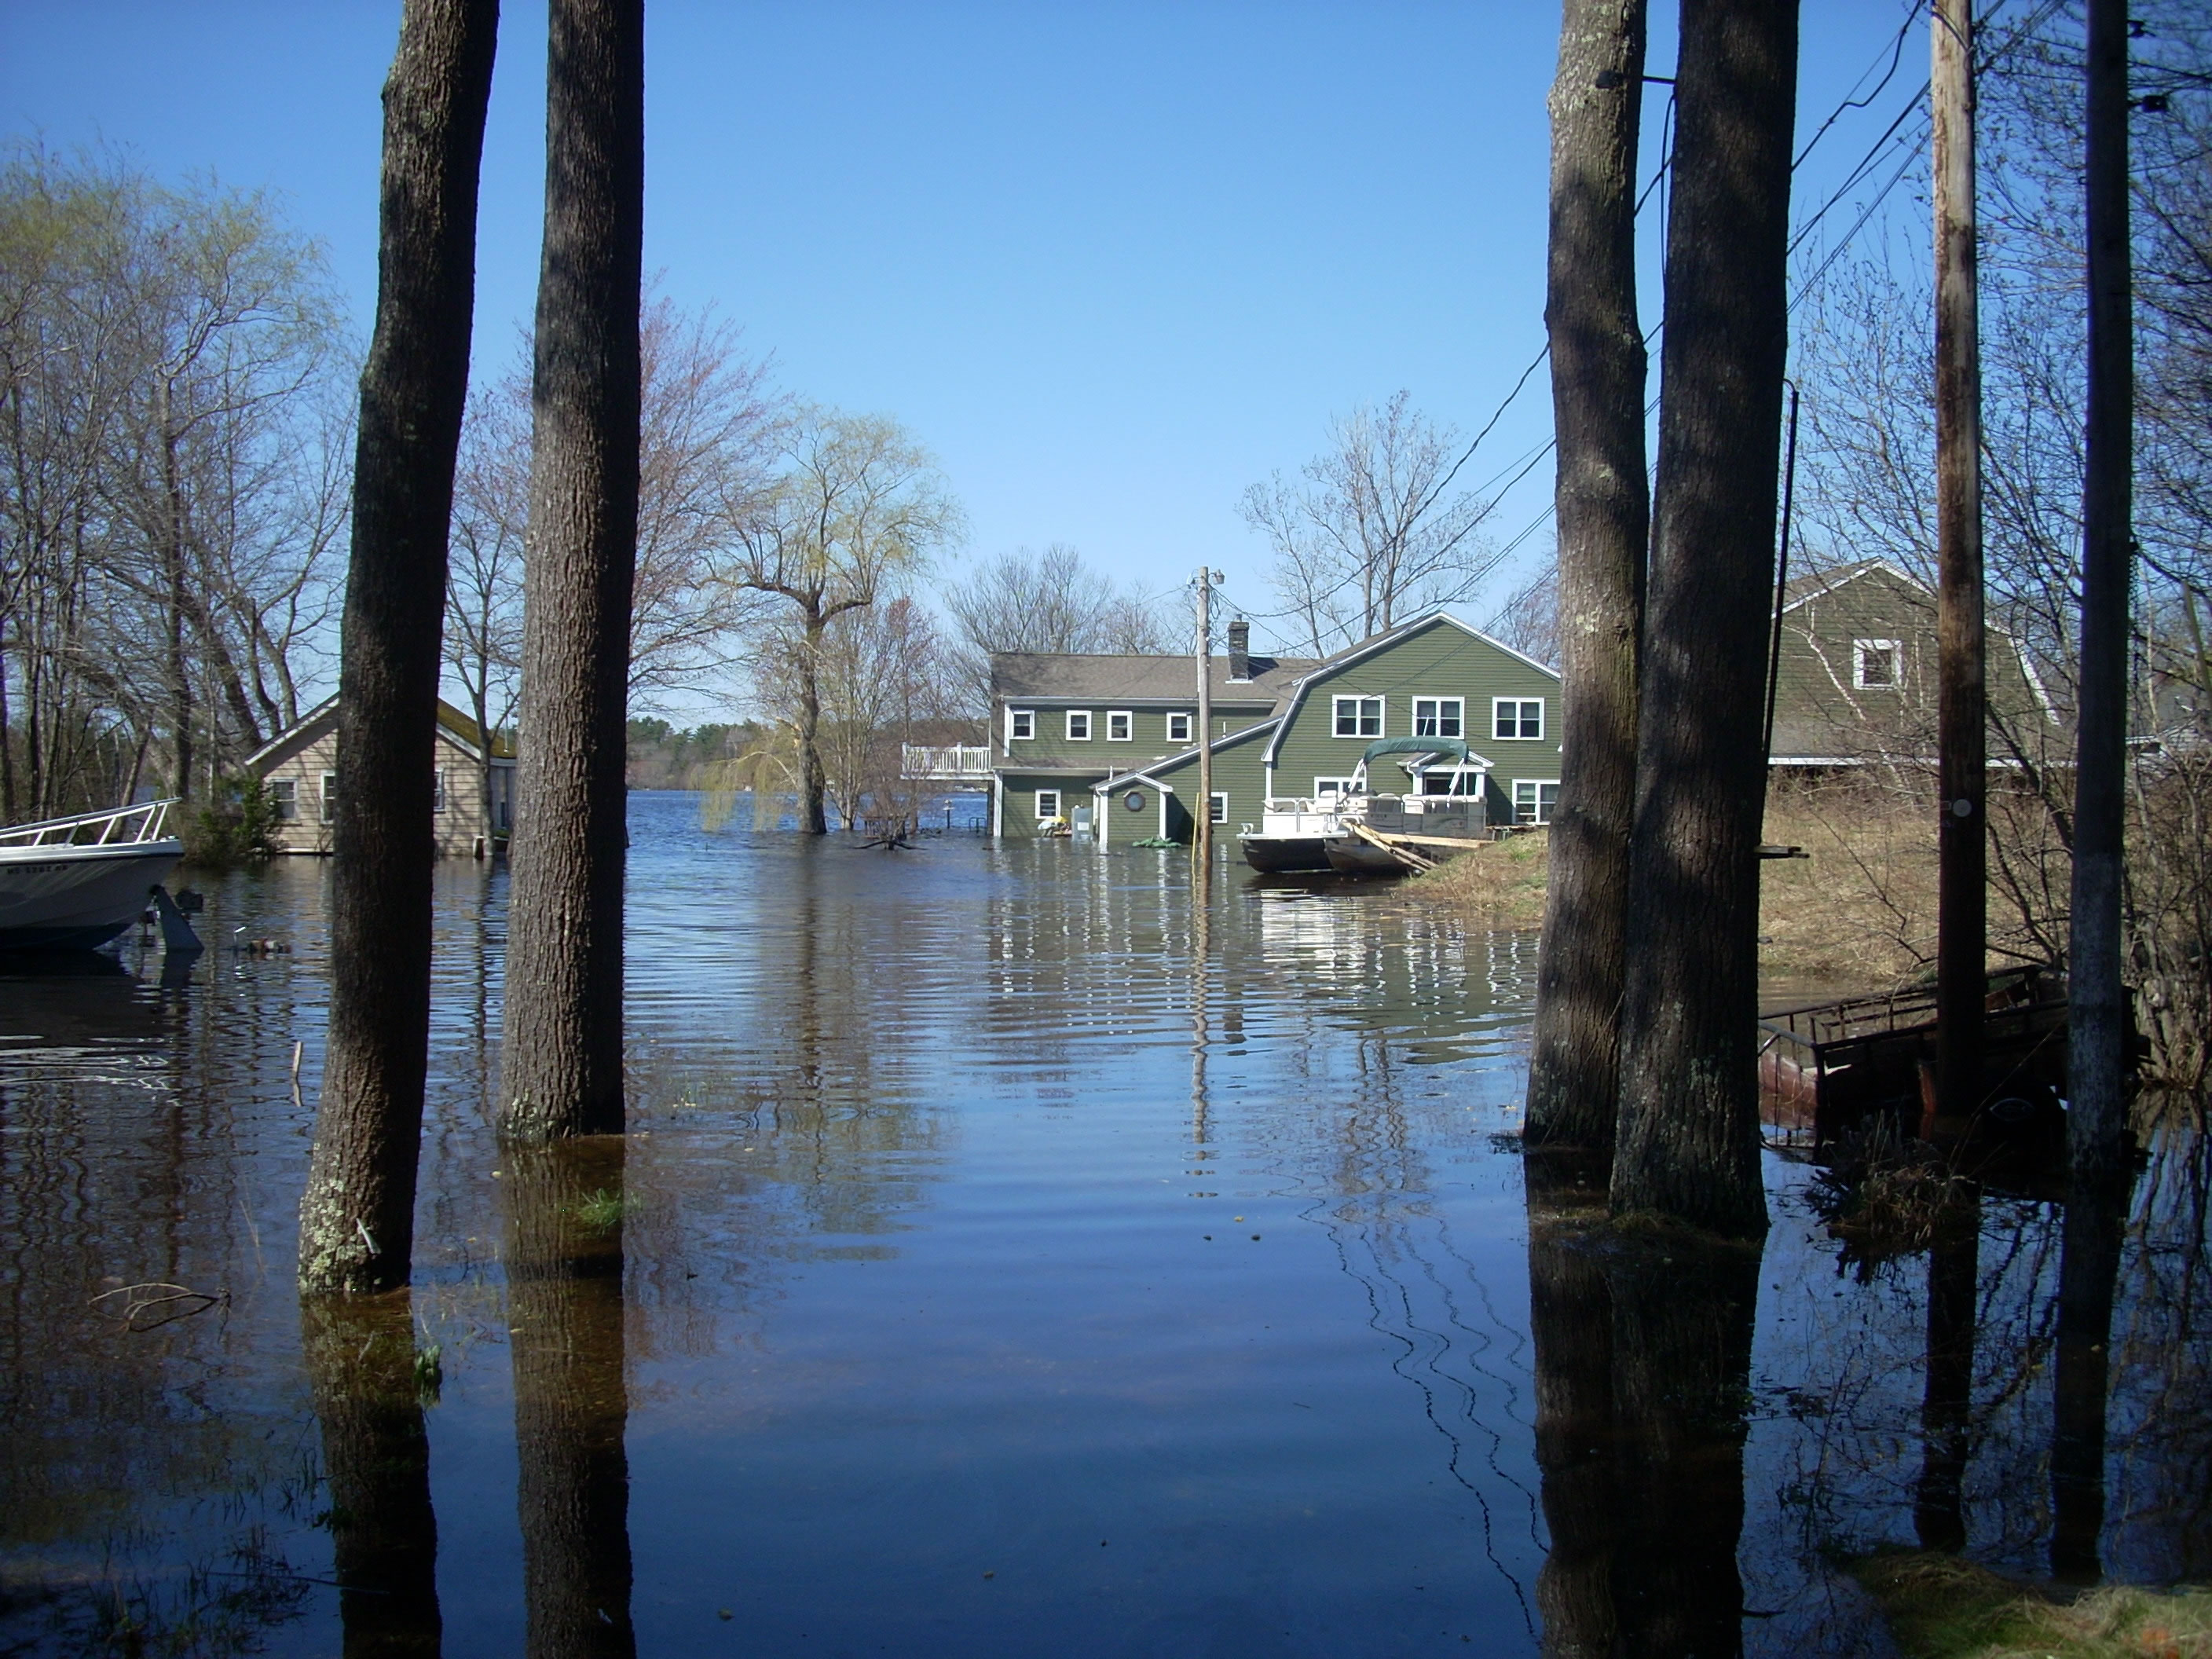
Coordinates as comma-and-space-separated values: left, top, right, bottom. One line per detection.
1854, 639, 1902, 690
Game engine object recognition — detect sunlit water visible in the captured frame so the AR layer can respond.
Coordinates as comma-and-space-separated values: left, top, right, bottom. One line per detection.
1, 791, 2204, 1656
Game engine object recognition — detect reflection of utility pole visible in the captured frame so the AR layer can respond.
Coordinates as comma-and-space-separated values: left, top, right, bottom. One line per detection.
1933, 0, 1987, 1124
1193, 568, 1219, 872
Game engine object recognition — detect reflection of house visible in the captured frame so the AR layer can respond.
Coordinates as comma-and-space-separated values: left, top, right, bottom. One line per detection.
991, 610, 1566, 841
244, 698, 515, 858
1771, 558, 2060, 767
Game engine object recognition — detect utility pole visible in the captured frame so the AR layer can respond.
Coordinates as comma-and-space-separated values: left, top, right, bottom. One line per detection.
1194, 568, 1217, 870
1932, 0, 1986, 1125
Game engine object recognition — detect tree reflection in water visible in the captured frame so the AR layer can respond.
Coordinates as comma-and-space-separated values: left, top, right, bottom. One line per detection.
1525, 1152, 1761, 1659
300, 1290, 443, 1656
503, 1137, 636, 1658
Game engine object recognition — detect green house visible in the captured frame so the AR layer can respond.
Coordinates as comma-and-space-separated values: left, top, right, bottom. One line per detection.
989, 610, 1566, 843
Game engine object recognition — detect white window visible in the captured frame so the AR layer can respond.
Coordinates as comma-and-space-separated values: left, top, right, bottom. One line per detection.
266, 778, 298, 820
1493, 698, 1544, 741
1066, 710, 1092, 741
1209, 792, 1229, 824
1313, 775, 1360, 798
1008, 708, 1035, 742
1413, 697, 1463, 738
1514, 780, 1561, 825
1333, 695, 1383, 738
432, 768, 447, 814
1107, 710, 1133, 741
1853, 639, 1902, 689
1036, 789, 1062, 820
1166, 712, 1193, 744
320, 771, 339, 823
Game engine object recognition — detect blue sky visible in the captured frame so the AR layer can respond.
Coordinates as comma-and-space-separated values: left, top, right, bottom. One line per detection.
3, 1, 1932, 660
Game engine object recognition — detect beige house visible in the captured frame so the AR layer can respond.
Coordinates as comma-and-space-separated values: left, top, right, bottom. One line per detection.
244, 698, 515, 858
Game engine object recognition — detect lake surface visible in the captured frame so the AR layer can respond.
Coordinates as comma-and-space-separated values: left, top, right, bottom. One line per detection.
1, 790, 2204, 1657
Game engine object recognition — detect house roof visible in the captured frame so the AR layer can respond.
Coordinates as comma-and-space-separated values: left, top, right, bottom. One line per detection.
245, 695, 516, 771
1782, 557, 1925, 611
991, 652, 1313, 706
1094, 718, 1286, 793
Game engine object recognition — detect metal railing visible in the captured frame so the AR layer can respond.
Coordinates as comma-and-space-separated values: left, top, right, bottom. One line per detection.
0, 798, 178, 848
900, 745, 993, 782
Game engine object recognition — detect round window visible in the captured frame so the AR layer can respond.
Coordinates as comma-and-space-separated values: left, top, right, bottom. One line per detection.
1123, 790, 1145, 812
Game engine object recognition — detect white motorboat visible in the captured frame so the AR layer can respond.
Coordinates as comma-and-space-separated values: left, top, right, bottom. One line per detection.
0, 800, 185, 950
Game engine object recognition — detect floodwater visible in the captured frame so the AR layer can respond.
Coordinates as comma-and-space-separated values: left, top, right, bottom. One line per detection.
1, 790, 2204, 1657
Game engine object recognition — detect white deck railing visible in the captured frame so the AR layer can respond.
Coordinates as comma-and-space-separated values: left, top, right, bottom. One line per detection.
900, 745, 993, 782
0, 798, 178, 847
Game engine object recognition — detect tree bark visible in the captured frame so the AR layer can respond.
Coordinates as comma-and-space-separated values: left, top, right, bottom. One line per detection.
499, 0, 643, 1141
1932, 0, 1987, 1122
298, 0, 498, 1295
2067, 0, 2132, 1193
799, 607, 829, 834
301, 1291, 445, 1657
1611, 0, 1797, 1240
506, 1140, 637, 1658
1525, 0, 1649, 1155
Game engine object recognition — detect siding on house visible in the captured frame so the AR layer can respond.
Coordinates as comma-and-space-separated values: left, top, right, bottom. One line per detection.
1087, 613, 1565, 844
1770, 560, 2057, 764
245, 698, 515, 857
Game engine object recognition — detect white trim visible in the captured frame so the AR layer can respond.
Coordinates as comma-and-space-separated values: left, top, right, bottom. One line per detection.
1412, 695, 1464, 739
1035, 787, 1064, 821
1065, 709, 1092, 742
1007, 707, 1035, 743
1779, 558, 1924, 615
1491, 697, 1546, 742
266, 776, 299, 820
320, 771, 339, 824
1313, 775, 1359, 798
1208, 790, 1229, 825
1106, 709, 1133, 741
992, 778, 1005, 837
432, 767, 446, 815
1331, 694, 1385, 738
1093, 717, 1284, 795
1511, 778, 1561, 826
1851, 638, 1903, 690
1166, 711, 1193, 744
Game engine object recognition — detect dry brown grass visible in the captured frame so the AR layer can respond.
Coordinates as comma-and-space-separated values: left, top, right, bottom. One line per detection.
1851, 1551, 2212, 1659
1413, 777, 2056, 990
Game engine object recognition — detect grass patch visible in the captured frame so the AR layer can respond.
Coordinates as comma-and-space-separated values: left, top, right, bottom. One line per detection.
1853, 1552, 2212, 1658
1412, 778, 2055, 987
574, 1188, 637, 1231
1409, 830, 1551, 927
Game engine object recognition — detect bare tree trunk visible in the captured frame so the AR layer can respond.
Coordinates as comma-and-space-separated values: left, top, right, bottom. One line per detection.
1525, 0, 1649, 1155
499, 0, 643, 1141
298, 0, 497, 1295
2067, 0, 2133, 1192
163, 412, 193, 800
799, 608, 829, 834
506, 1140, 636, 1658
1611, 0, 1797, 1240
301, 1291, 445, 1657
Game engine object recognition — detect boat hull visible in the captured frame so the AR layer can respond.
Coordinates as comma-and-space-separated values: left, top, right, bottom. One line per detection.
1322, 836, 1410, 877
1238, 834, 1335, 873
0, 841, 183, 950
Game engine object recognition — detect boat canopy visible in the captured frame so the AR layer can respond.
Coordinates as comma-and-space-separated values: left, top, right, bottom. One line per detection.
1358, 737, 1479, 767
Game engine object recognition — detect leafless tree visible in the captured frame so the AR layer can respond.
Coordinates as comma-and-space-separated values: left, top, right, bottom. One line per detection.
940, 542, 1172, 716
1240, 390, 1503, 655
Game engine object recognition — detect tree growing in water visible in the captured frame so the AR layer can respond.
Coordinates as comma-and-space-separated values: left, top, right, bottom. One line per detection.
297, 0, 497, 1295
726, 406, 961, 835
499, 0, 644, 1143
1524, 0, 1650, 1159
1610, 0, 1799, 1240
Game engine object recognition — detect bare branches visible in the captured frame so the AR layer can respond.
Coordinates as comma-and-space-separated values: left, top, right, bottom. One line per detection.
1240, 390, 1503, 656
939, 543, 1174, 716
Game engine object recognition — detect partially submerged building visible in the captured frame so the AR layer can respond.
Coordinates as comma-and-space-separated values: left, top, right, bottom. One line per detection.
244, 698, 515, 857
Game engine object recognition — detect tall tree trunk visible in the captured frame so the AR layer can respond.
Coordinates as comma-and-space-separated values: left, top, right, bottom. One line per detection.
498, 0, 643, 1141
1610, 0, 1798, 1240
2067, 0, 2133, 1193
1525, 0, 1649, 1156
798, 607, 829, 834
163, 413, 193, 800
298, 0, 499, 1295
506, 1140, 637, 1658
301, 1291, 445, 1657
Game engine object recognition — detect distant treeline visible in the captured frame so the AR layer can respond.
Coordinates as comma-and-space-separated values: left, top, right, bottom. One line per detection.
625, 719, 756, 790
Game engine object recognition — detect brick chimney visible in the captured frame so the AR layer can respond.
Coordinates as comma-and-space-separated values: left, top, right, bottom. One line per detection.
1227, 617, 1251, 683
